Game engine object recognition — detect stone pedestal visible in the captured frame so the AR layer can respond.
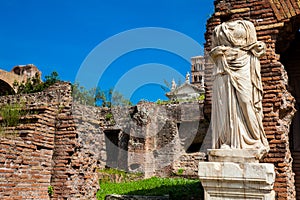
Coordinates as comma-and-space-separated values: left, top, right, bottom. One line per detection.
199, 149, 275, 200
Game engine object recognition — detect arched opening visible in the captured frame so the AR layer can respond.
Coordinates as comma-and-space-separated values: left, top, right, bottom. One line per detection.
0, 80, 15, 96
276, 15, 300, 196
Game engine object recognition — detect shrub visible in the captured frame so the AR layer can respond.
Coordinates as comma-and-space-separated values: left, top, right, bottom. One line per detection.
48, 185, 54, 196
0, 103, 24, 127
105, 113, 113, 121
13, 71, 60, 94
177, 168, 184, 175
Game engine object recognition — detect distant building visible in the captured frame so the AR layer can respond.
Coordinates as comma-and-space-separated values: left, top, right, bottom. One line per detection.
11, 64, 41, 80
166, 72, 204, 101
191, 56, 205, 88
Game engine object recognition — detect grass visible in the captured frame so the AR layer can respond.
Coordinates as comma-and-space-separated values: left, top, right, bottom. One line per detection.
0, 103, 24, 127
98, 168, 143, 183
97, 176, 203, 200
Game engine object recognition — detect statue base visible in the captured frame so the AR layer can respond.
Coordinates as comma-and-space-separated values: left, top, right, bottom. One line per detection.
199, 149, 275, 200
208, 148, 265, 163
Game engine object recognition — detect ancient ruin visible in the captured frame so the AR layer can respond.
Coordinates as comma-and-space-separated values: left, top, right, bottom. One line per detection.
0, 0, 300, 199
0, 64, 41, 95
0, 81, 207, 199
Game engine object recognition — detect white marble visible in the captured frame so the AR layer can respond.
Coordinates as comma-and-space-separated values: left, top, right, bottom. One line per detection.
199, 161, 275, 200
199, 19, 275, 200
209, 20, 269, 154
208, 149, 265, 163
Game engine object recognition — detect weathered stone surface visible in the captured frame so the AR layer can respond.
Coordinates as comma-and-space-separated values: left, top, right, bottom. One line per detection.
208, 149, 263, 163
172, 152, 206, 177
0, 64, 41, 95
0, 82, 207, 199
199, 161, 275, 200
209, 20, 269, 153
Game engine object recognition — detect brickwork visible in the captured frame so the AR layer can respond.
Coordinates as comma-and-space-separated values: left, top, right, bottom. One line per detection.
172, 152, 206, 177
0, 82, 103, 199
0, 82, 207, 199
0, 82, 69, 199
204, 0, 300, 199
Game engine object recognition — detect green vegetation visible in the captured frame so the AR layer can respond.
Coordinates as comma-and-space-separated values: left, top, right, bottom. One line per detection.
98, 168, 143, 184
105, 113, 113, 121
47, 185, 54, 196
0, 102, 28, 137
177, 168, 184, 175
72, 83, 132, 107
156, 94, 205, 105
0, 102, 25, 127
97, 176, 203, 200
155, 99, 177, 105
13, 71, 60, 94
198, 94, 205, 101
105, 113, 113, 120
11, 70, 131, 107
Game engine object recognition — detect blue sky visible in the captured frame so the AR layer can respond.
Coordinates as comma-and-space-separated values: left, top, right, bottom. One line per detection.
0, 0, 214, 103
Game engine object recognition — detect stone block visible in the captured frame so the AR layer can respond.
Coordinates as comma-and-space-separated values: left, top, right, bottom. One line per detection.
208, 149, 265, 163
199, 161, 275, 200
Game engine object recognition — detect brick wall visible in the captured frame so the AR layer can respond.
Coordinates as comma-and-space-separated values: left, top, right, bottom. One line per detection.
203, 0, 300, 199
0, 82, 68, 199
0, 82, 101, 199
0, 82, 207, 199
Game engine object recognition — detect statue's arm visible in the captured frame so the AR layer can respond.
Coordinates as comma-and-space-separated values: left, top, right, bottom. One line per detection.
209, 45, 230, 60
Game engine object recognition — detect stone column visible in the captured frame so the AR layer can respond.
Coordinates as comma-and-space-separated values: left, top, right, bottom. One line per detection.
198, 149, 275, 200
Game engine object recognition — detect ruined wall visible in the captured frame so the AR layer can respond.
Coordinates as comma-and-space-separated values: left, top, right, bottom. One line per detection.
0, 64, 41, 95
73, 101, 207, 178
204, 0, 300, 199
0, 82, 71, 199
0, 82, 207, 199
0, 82, 101, 200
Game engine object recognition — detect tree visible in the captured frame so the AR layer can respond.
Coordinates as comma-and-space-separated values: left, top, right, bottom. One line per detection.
13, 71, 60, 94
72, 83, 132, 107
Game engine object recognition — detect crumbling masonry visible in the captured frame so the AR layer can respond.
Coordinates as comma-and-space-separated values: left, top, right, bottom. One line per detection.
1, 1, 300, 199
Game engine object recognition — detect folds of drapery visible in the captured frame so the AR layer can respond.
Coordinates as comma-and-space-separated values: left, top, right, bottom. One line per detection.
208, 20, 269, 152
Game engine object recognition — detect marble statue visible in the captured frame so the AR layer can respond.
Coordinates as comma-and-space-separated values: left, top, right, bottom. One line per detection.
185, 72, 190, 83
209, 20, 269, 153
171, 79, 177, 91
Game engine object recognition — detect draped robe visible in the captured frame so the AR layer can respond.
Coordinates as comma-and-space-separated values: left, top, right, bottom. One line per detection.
209, 20, 269, 152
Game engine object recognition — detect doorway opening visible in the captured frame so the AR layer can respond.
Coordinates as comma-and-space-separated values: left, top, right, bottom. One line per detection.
104, 129, 120, 169
104, 129, 128, 170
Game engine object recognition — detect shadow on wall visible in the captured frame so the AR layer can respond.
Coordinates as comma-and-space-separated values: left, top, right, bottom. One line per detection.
0, 80, 15, 95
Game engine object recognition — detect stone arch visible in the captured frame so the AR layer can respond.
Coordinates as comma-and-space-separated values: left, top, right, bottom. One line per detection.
0, 69, 24, 95
0, 79, 15, 95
